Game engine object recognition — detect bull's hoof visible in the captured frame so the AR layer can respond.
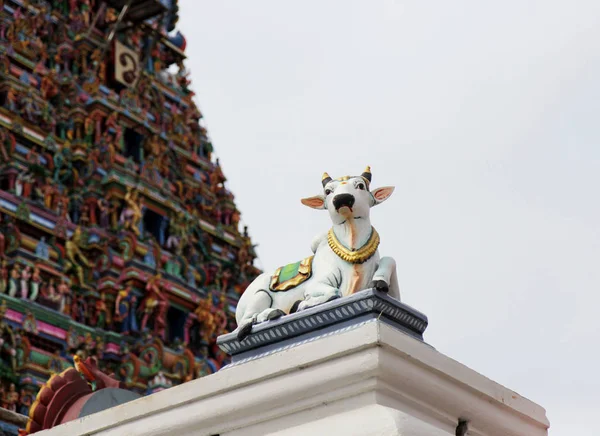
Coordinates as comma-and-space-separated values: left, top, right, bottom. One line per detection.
267, 309, 286, 321
370, 280, 389, 293
237, 322, 254, 341
289, 300, 303, 314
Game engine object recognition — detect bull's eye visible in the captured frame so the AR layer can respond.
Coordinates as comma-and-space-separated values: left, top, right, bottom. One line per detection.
325, 189, 332, 196
357, 183, 365, 190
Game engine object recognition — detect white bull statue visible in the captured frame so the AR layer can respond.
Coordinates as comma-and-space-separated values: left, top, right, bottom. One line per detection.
235, 167, 400, 340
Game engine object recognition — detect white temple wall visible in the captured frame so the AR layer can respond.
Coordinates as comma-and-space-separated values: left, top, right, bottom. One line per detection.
38, 317, 549, 436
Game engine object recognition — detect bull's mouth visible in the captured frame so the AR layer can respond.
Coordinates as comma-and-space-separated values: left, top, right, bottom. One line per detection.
332, 194, 355, 212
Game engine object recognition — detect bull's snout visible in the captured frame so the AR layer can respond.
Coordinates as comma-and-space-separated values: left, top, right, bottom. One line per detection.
333, 193, 355, 211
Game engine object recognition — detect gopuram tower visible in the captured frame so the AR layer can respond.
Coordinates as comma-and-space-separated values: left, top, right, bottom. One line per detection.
0, 1, 260, 434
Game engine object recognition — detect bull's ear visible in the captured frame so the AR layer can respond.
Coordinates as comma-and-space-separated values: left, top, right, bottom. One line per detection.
301, 195, 326, 210
371, 186, 394, 205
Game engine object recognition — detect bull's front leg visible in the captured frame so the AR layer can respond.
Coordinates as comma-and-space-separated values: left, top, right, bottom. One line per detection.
370, 256, 401, 300
298, 278, 341, 311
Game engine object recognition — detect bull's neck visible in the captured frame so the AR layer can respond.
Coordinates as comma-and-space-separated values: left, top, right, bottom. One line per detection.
332, 217, 373, 251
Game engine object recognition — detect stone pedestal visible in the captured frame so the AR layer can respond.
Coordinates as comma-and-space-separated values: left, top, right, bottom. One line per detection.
39, 290, 549, 436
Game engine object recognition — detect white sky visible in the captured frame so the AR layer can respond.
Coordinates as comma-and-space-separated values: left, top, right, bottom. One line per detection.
178, 1, 600, 434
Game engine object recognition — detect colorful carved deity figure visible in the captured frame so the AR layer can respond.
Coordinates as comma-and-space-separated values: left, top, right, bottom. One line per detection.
139, 274, 168, 340
43, 278, 59, 308
94, 293, 108, 329
26, 145, 41, 167
73, 294, 88, 324
97, 134, 113, 169
8, 264, 19, 297
65, 227, 91, 285
19, 388, 32, 417
120, 187, 143, 236
109, 197, 120, 229
0, 302, 17, 370
56, 193, 70, 219
35, 237, 50, 261
0, 261, 7, 294
57, 278, 69, 314
69, 192, 83, 224
97, 198, 110, 228
53, 146, 75, 185
21, 90, 39, 122
40, 70, 59, 100
66, 327, 80, 352
84, 115, 95, 145
194, 296, 216, 343
115, 285, 138, 334
79, 204, 90, 226
213, 310, 228, 339
166, 211, 186, 251
220, 268, 233, 294
146, 134, 162, 157
40, 178, 57, 210
80, 0, 91, 25
105, 111, 119, 130
0, 128, 14, 161
2, 383, 18, 412
16, 170, 34, 198
6, 88, 17, 112
30, 266, 41, 301
20, 265, 31, 299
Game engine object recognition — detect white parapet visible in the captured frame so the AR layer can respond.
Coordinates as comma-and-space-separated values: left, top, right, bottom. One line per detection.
38, 318, 549, 436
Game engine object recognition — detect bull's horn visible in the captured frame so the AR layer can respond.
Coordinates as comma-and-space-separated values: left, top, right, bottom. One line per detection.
361, 166, 372, 185
322, 172, 332, 187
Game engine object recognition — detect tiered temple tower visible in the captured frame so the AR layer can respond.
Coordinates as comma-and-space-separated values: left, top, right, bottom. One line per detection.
0, 1, 259, 433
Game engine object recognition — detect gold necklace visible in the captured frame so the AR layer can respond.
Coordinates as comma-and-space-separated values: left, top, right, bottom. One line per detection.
327, 227, 379, 264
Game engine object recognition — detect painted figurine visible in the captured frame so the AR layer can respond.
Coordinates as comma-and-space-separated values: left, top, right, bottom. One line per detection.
97, 198, 110, 228
235, 167, 400, 340
94, 293, 108, 329
20, 265, 31, 300
2, 383, 18, 412
35, 236, 50, 260
120, 187, 143, 236
57, 278, 69, 314
30, 266, 41, 301
115, 285, 138, 334
139, 274, 168, 340
8, 264, 20, 297
0, 260, 7, 294
66, 227, 91, 284
73, 295, 88, 324
44, 279, 58, 304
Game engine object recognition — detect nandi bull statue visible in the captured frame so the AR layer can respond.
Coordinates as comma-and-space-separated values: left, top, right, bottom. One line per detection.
235, 166, 400, 340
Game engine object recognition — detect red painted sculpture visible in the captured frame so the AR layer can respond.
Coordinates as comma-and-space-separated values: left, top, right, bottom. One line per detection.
24, 356, 135, 434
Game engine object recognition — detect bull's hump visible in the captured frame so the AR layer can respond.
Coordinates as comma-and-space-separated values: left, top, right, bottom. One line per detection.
310, 232, 328, 253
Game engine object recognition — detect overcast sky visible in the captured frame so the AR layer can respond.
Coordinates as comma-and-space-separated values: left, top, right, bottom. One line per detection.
178, 1, 600, 434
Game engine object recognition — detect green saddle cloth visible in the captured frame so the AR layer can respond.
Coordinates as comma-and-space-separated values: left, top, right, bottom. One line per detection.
269, 255, 314, 292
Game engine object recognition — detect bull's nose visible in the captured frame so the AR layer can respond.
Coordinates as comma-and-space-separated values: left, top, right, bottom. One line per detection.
333, 193, 355, 211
